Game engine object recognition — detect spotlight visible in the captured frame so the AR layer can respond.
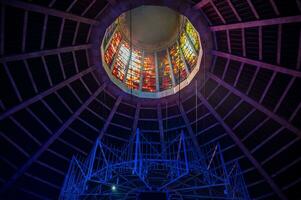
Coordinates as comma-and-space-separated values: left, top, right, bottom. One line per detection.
112, 185, 116, 191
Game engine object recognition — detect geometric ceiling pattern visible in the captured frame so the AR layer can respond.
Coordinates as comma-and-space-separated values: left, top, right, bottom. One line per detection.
0, 0, 300, 199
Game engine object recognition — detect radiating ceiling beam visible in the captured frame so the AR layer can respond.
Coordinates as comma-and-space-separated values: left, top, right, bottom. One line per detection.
297, 31, 301, 70
132, 103, 141, 133
0, 44, 92, 63
210, 1, 226, 24
81, 0, 96, 16
178, 101, 205, 162
157, 104, 166, 159
193, 0, 210, 10
210, 15, 301, 31
226, 0, 241, 21
208, 73, 301, 138
0, 66, 96, 120
0, 4, 4, 55
22, 11, 28, 52
3, 63, 22, 102
197, 91, 287, 200
1, 0, 99, 25
269, 0, 280, 16
246, 0, 259, 19
40, 15, 48, 50
276, 25, 282, 65
0, 83, 107, 194
98, 96, 122, 139
212, 50, 301, 78
259, 26, 263, 60
106, 0, 117, 6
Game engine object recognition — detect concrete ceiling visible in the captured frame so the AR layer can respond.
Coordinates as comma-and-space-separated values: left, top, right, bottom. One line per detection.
120, 6, 182, 51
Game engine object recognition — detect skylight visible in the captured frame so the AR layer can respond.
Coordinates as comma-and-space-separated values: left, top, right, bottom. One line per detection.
101, 6, 202, 98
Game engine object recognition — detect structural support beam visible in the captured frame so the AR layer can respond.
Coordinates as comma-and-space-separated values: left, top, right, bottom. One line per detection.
98, 96, 122, 139
193, 0, 210, 10
132, 103, 141, 133
139, 52, 145, 91
226, 0, 241, 22
246, 0, 259, 19
1, 0, 99, 25
212, 50, 301, 78
157, 104, 166, 159
106, 0, 117, 5
0, 4, 4, 55
209, 73, 301, 138
210, 1, 226, 24
197, 91, 287, 200
0, 83, 107, 194
178, 101, 204, 160
0, 66, 96, 120
210, 15, 301, 31
0, 44, 92, 63
155, 52, 160, 92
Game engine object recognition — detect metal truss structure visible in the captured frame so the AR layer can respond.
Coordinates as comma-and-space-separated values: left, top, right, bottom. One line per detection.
60, 129, 250, 199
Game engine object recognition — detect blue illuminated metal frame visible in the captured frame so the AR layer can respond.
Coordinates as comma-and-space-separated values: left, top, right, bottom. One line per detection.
60, 129, 250, 199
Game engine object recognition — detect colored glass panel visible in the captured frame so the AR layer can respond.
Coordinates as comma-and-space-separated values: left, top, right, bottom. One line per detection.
103, 21, 118, 49
185, 20, 200, 52
158, 50, 172, 91
169, 43, 187, 84
179, 31, 197, 71
125, 48, 143, 90
104, 31, 122, 66
102, 15, 201, 98
112, 41, 130, 81
142, 53, 156, 92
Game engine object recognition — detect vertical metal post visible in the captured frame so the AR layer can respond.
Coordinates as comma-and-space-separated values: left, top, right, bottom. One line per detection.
155, 51, 160, 91
139, 51, 145, 91
166, 48, 176, 86
134, 128, 140, 174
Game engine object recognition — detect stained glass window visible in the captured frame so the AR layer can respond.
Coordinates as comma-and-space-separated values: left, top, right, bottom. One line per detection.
112, 41, 131, 81
102, 15, 202, 98
158, 50, 173, 91
185, 20, 200, 52
169, 42, 187, 84
125, 48, 143, 90
142, 53, 156, 92
104, 31, 122, 66
179, 31, 197, 71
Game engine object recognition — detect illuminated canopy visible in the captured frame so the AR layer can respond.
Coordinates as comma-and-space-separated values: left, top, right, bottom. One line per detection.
101, 6, 202, 98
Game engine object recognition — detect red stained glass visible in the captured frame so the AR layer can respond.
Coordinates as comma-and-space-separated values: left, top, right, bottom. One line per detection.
125, 48, 143, 90
104, 31, 122, 66
112, 41, 131, 81
158, 50, 172, 91
142, 53, 156, 92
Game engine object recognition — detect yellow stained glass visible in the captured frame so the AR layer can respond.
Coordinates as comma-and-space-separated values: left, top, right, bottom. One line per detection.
180, 31, 197, 71
169, 43, 187, 84
185, 21, 200, 52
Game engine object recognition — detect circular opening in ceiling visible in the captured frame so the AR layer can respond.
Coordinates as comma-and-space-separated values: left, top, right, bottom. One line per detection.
101, 6, 203, 99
